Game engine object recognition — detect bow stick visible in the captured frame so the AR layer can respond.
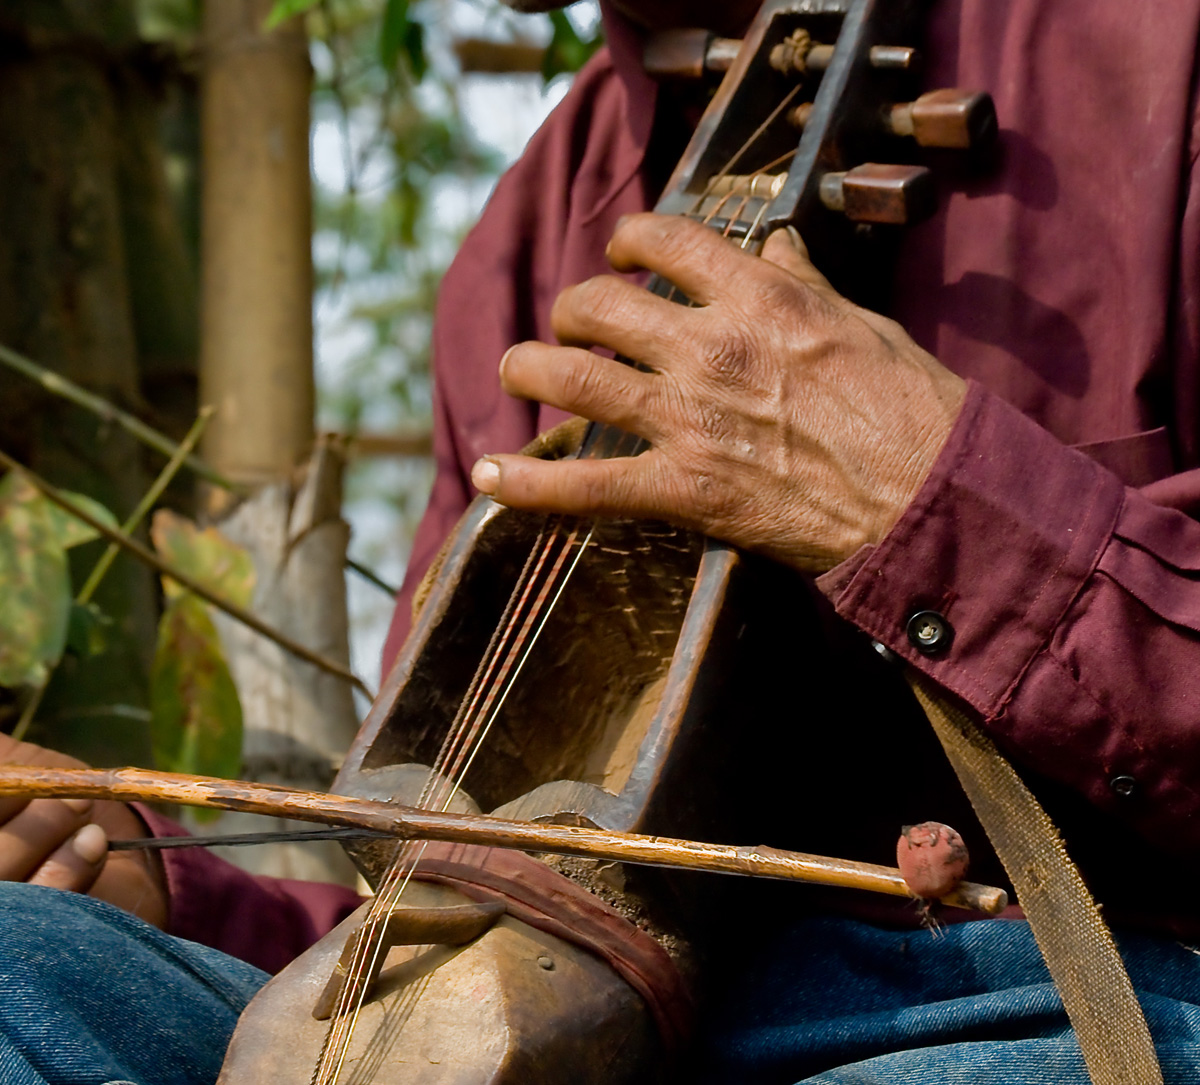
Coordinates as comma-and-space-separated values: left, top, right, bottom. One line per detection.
0, 764, 1006, 913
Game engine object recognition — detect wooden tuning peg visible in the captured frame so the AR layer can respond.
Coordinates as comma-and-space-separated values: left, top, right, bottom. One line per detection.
802, 43, 918, 72
887, 89, 997, 150
818, 164, 935, 225
643, 29, 741, 79
643, 29, 917, 81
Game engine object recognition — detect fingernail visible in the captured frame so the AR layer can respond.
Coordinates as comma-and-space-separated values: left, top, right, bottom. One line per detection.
499, 345, 516, 381
72, 823, 108, 864
63, 798, 91, 815
606, 214, 634, 260
471, 457, 501, 495
785, 225, 805, 251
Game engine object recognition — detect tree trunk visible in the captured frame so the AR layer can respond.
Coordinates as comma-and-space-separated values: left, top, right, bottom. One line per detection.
0, 0, 194, 766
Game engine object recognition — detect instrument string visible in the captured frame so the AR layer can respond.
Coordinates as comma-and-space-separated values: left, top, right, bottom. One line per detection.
315, 521, 598, 1085
312, 74, 811, 1081
314, 528, 566, 1083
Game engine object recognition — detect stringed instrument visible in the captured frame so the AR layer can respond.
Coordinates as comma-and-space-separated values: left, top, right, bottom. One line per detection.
218, 2, 996, 1081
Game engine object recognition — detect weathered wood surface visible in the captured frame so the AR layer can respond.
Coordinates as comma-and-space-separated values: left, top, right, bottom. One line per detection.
0, 765, 1007, 913
218, 886, 661, 1085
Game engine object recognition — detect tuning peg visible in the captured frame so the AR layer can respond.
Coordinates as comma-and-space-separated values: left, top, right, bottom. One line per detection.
887, 89, 997, 150
818, 164, 935, 225
802, 43, 918, 72
643, 29, 741, 79
644, 29, 918, 81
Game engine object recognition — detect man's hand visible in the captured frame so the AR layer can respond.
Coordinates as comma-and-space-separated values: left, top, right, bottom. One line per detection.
0, 735, 168, 928
470, 213, 966, 573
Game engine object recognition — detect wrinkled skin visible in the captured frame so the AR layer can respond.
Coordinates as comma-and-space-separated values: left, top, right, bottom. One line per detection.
470, 214, 965, 573
0, 734, 168, 928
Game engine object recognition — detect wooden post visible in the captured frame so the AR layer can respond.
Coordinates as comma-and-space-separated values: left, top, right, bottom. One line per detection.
200, 0, 314, 486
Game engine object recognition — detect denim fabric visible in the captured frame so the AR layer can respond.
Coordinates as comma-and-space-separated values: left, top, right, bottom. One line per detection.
6, 884, 1200, 1085
696, 916, 1200, 1084
0, 883, 267, 1085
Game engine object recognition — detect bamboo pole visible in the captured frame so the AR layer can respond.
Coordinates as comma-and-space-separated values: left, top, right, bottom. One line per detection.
0, 764, 1008, 915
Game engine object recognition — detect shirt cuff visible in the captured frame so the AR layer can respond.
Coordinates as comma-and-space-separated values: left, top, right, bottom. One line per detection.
816, 380, 1125, 717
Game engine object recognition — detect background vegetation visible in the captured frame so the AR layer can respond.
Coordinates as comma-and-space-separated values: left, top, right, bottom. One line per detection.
0, 0, 600, 784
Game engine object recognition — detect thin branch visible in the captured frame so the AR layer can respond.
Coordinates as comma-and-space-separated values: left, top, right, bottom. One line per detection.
0, 764, 1009, 914
0, 343, 242, 494
0, 450, 373, 699
346, 557, 398, 597
12, 408, 215, 741
1, 342, 399, 597
77, 406, 215, 603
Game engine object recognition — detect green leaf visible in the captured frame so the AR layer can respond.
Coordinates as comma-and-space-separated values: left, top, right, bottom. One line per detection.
150, 510, 255, 607
150, 594, 244, 800
379, 0, 410, 72
0, 473, 118, 550
542, 10, 603, 82
265, 0, 319, 29
44, 491, 119, 549
0, 479, 72, 687
403, 18, 427, 82
66, 601, 112, 659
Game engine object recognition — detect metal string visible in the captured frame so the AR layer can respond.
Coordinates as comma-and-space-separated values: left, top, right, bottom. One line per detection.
313, 506, 608, 1083
312, 81, 809, 1084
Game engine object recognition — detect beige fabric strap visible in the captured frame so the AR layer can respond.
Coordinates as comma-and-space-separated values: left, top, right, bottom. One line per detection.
906, 672, 1163, 1085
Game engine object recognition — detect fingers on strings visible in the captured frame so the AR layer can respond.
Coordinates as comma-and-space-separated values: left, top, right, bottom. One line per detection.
472, 452, 689, 525
501, 342, 666, 440
604, 213, 752, 306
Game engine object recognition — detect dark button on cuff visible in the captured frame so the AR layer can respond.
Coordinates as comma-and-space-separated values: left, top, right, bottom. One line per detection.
1109, 775, 1137, 798
906, 610, 953, 656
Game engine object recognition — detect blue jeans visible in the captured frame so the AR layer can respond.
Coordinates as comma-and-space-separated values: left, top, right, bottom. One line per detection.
694, 916, 1200, 1083
0, 883, 266, 1085
5, 884, 1200, 1084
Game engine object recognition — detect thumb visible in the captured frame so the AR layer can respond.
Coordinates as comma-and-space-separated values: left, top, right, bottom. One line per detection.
761, 226, 834, 292
28, 822, 108, 894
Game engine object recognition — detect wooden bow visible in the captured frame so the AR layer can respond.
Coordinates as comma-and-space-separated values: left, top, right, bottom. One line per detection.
0, 763, 1006, 914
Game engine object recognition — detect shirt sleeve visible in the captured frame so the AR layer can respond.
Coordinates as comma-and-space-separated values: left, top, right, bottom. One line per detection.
817, 380, 1200, 853
135, 805, 363, 974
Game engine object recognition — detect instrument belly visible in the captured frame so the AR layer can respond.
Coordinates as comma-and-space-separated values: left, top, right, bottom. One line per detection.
219, 883, 661, 1085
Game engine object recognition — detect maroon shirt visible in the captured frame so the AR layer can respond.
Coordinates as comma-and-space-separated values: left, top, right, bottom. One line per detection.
379, 0, 1200, 936
163, 0, 1200, 961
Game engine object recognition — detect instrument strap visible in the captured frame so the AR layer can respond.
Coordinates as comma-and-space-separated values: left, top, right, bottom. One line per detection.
906, 671, 1163, 1085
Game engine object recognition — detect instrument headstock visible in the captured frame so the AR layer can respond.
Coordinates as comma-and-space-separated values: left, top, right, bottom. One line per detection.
646, 0, 996, 301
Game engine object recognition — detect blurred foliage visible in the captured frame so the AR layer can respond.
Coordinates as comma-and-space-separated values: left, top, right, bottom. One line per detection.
0, 0, 602, 743
543, 9, 601, 79
148, 511, 252, 790
134, 0, 200, 39
0, 476, 119, 689
150, 594, 243, 815
151, 510, 256, 608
